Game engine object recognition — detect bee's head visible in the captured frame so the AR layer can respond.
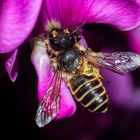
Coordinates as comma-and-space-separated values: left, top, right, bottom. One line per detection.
49, 28, 81, 51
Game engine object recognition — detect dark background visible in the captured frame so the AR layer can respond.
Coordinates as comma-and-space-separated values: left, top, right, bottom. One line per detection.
0, 24, 140, 140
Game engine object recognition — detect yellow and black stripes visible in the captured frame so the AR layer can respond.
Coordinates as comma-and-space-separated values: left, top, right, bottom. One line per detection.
69, 75, 108, 113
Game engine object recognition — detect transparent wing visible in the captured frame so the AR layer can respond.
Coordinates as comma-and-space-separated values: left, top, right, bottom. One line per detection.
85, 51, 140, 74
35, 70, 62, 127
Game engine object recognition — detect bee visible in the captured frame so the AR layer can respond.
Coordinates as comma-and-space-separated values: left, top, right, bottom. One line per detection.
33, 28, 140, 127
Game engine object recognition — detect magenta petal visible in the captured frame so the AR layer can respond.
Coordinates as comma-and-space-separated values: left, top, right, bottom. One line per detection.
102, 69, 140, 110
128, 26, 140, 53
101, 69, 134, 108
0, 0, 43, 53
41, 0, 140, 31
136, 0, 140, 4
31, 38, 76, 119
87, 0, 140, 30
1, 49, 18, 82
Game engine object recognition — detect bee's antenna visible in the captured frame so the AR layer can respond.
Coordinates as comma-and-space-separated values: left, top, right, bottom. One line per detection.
71, 22, 86, 34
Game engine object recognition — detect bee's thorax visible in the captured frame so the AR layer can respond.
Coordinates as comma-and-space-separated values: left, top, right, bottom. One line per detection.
58, 49, 82, 72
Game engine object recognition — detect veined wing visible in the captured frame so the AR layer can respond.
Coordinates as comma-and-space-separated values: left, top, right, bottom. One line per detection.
35, 70, 62, 127
85, 51, 140, 74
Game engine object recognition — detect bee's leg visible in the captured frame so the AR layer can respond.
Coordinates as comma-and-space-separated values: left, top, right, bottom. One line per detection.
44, 39, 51, 53
99, 75, 110, 84
85, 48, 92, 54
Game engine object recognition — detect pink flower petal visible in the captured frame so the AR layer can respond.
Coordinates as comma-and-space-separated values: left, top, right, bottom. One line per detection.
41, 0, 140, 31
136, 0, 140, 4
101, 69, 135, 108
87, 0, 140, 30
31, 37, 76, 119
128, 26, 140, 53
1, 49, 18, 82
0, 0, 43, 53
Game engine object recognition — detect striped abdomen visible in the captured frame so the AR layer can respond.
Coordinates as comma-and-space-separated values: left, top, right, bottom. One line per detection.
70, 75, 108, 113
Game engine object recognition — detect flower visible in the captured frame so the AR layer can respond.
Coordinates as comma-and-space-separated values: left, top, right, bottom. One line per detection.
101, 68, 140, 110
125, 0, 140, 53
127, 25, 140, 53
0, 0, 43, 80
1, 0, 140, 120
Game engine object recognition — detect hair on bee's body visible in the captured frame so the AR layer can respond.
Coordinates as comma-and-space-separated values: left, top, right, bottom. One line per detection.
34, 27, 140, 127
45, 28, 108, 113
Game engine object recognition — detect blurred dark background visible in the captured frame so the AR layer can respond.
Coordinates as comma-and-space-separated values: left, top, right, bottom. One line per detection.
0, 24, 140, 140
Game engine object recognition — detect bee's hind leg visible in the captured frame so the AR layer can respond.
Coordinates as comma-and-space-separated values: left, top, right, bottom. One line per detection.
99, 75, 110, 85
